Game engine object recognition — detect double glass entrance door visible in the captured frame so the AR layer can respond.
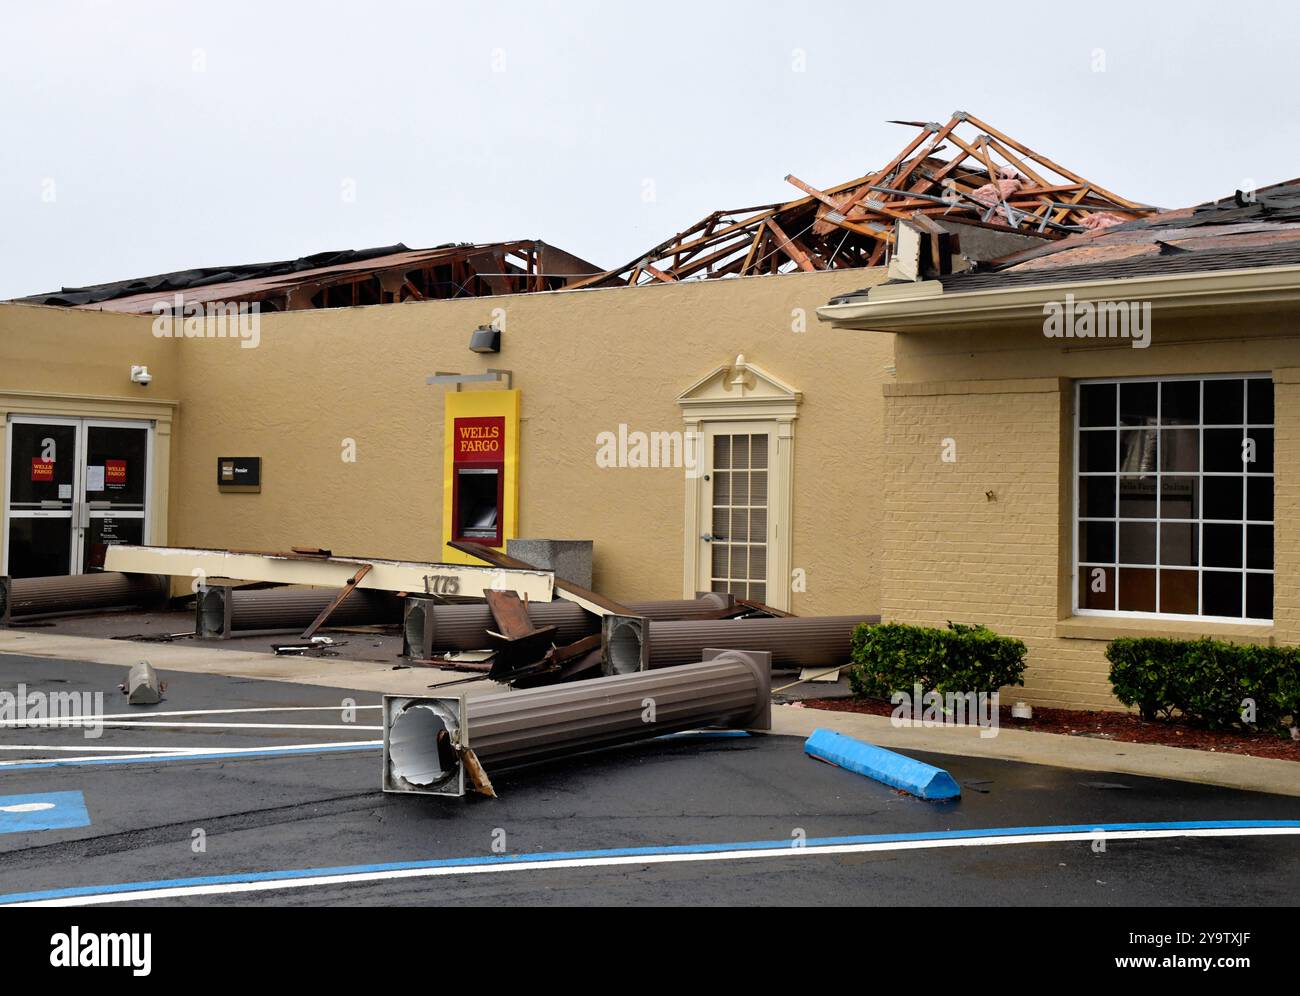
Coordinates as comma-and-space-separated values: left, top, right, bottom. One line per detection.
3, 416, 152, 578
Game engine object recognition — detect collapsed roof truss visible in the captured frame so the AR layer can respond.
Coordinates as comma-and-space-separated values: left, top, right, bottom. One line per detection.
24, 240, 605, 314
566, 111, 1156, 290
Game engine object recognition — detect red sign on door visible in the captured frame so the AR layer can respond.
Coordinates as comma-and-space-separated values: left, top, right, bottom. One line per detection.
454, 417, 505, 464
31, 458, 54, 482
105, 459, 127, 488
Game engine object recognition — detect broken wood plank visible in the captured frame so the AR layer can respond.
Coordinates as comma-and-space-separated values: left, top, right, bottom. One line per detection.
764, 217, 819, 272
299, 564, 372, 640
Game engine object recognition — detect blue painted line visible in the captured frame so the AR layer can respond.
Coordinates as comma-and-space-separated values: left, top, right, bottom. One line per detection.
0, 791, 90, 835
1, 743, 379, 772
1, 820, 1296, 905
805, 728, 961, 799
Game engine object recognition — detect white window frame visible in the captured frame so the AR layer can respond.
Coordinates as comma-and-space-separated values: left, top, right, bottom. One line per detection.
1073, 372, 1274, 624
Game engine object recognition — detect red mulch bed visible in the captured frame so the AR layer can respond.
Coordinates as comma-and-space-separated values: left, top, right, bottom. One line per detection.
798, 697, 1300, 762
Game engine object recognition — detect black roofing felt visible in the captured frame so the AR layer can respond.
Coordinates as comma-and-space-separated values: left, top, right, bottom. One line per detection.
15, 244, 416, 307
1185, 183, 1300, 226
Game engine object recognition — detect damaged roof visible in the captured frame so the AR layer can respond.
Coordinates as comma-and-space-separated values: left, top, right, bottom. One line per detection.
937, 179, 1300, 292
14, 240, 606, 313
8, 112, 1157, 312
565, 111, 1155, 290
828, 180, 1300, 304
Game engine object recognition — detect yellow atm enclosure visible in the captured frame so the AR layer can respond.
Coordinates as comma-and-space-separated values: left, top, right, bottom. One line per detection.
441, 389, 520, 565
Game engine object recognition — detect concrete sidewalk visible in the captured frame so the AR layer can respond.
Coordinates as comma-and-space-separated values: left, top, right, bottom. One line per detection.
3, 628, 1298, 798
0, 628, 497, 697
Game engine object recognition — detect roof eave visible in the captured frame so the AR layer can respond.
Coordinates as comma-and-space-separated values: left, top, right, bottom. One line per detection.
816, 264, 1300, 333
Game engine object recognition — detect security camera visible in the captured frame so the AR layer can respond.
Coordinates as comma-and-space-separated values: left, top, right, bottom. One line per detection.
130, 365, 152, 387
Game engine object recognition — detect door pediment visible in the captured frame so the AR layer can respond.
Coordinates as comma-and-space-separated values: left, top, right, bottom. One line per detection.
677, 354, 801, 420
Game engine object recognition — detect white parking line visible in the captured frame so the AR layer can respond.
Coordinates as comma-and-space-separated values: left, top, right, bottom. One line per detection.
6, 823, 1298, 906
88, 706, 383, 721
0, 740, 383, 767
0, 744, 208, 754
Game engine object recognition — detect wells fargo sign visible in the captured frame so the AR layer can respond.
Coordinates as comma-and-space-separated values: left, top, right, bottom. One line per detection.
454, 416, 504, 464
442, 389, 519, 564
31, 458, 54, 482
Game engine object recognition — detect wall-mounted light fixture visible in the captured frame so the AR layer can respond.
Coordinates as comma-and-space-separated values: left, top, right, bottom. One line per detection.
129, 364, 152, 387
469, 325, 501, 354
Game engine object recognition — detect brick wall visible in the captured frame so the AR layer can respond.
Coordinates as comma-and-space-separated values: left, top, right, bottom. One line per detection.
883, 361, 1300, 711
881, 377, 1123, 710
1269, 370, 1300, 644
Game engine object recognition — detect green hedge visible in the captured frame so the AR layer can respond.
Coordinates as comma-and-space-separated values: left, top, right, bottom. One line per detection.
848, 621, 1027, 699
1106, 637, 1300, 731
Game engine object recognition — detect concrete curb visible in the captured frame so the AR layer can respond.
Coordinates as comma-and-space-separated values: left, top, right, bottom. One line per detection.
805, 728, 961, 799
775, 705, 1300, 798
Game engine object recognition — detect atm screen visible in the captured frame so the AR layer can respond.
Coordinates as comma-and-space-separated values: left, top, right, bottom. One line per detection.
455, 467, 500, 541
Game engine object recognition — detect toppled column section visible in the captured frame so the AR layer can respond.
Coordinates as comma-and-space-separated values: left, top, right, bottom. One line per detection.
401, 591, 735, 658
196, 584, 401, 638
1, 572, 170, 623
601, 614, 878, 675
382, 649, 771, 797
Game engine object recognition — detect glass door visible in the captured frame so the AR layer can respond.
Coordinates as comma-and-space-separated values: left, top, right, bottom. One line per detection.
697, 422, 775, 604
3, 416, 152, 577
3, 417, 80, 578
81, 420, 151, 571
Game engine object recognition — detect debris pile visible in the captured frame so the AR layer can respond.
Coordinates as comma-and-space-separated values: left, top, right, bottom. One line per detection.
6, 541, 878, 798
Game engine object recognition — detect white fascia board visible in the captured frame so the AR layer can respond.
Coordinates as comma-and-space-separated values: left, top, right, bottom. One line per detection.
816, 264, 1300, 332
104, 545, 555, 601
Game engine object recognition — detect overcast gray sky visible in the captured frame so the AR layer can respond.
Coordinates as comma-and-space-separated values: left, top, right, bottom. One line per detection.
3, 0, 1298, 299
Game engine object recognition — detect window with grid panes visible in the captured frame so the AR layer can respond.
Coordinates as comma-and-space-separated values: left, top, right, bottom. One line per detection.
1075, 376, 1273, 621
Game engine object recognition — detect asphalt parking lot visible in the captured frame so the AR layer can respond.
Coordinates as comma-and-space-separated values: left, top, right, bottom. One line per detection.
1, 653, 1297, 907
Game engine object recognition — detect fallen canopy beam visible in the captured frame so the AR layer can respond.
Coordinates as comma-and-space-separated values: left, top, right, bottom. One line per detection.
103, 544, 554, 602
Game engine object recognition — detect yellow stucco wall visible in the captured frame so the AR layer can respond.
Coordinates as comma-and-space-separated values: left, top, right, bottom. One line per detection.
882, 308, 1299, 710
2, 267, 892, 615
0, 304, 180, 399
0, 304, 183, 565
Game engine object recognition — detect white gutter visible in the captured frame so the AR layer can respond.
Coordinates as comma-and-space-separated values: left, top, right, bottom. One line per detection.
816, 263, 1300, 332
